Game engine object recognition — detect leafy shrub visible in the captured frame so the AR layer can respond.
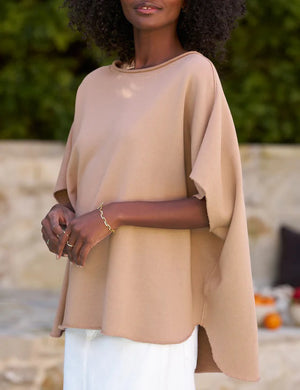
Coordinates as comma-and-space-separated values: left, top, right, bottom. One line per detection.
220, 0, 300, 143
0, 0, 299, 142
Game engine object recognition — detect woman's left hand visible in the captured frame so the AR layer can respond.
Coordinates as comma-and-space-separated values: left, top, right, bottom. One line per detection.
57, 203, 120, 267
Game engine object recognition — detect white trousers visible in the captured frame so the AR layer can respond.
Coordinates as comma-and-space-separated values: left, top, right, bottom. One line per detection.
63, 325, 199, 390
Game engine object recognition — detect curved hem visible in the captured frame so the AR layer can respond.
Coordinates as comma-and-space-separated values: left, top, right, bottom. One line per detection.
198, 321, 261, 382
50, 322, 260, 381
53, 322, 199, 345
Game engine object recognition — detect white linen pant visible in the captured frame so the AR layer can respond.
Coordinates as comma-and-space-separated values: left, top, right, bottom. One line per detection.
63, 325, 198, 390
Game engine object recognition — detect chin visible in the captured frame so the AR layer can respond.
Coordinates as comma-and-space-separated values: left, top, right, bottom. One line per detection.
134, 22, 162, 31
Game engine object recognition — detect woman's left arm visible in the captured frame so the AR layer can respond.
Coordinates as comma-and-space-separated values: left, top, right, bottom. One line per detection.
57, 197, 208, 266
111, 197, 208, 230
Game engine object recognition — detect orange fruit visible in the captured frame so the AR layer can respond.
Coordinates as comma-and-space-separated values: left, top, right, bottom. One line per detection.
263, 312, 282, 329
261, 296, 276, 304
255, 294, 261, 303
254, 294, 275, 305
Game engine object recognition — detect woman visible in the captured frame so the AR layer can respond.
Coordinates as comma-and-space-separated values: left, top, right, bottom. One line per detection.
41, 0, 260, 388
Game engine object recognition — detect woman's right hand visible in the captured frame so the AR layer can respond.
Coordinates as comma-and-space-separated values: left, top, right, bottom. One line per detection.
41, 204, 75, 256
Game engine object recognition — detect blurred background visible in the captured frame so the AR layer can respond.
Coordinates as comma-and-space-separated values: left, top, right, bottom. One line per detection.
0, 0, 299, 389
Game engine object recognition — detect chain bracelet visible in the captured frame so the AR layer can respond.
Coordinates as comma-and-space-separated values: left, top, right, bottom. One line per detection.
97, 202, 115, 234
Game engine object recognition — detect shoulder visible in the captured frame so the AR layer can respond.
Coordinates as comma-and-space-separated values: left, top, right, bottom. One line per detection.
71, 65, 110, 115
176, 52, 224, 101
179, 52, 220, 105
182, 52, 215, 73
76, 65, 111, 96
180, 52, 218, 87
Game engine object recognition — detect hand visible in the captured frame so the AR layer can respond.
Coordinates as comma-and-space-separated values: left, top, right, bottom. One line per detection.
41, 204, 75, 256
57, 203, 120, 267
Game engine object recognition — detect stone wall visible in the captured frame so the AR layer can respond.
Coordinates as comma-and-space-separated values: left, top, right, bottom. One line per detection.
240, 145, 300, 288
0, 141, 66, 290
1, 141, 299, 290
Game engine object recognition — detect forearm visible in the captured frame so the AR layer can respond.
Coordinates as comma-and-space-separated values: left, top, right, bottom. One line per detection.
108, 197, 209, 230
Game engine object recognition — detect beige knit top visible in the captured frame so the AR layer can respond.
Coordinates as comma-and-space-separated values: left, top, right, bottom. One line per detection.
50, 51, 260, 382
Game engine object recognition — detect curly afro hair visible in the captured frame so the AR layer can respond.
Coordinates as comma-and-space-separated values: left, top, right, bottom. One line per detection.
62, 0, 246, 63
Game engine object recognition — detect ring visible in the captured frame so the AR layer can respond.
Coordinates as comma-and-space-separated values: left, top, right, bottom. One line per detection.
67, 241, 74, 248
46, 239, 50, 246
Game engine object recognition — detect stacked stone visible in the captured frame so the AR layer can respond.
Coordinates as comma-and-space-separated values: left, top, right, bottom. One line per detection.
0, 289, 64, 390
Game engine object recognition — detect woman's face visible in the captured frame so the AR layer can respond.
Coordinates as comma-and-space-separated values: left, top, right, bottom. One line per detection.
120, 0, 185, 31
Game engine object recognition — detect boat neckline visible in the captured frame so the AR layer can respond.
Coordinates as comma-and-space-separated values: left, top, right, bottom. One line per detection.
110, 51, 201, 73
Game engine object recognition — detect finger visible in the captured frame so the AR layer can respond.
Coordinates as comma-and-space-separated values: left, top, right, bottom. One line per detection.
41, 228, 47, 242
67, 246, 79, 266
68, 239, 81, 265
45, 238, 60, 256
41, 231, 51, 249
48, 209, 69, 237
70, 239, 83, 266
64, 211, 76, 226
41, 225, 56, 244
43, 223, 64, 254
66, 243, 81, 267
51, 222, 65, 238
62, 246, 69, 257
41, 227, 58, 254
65, 245, 73, 262
42, 219, 59, 243
57, 228, 71, 258
54, 241, 69, 258
78, 242, 93, 267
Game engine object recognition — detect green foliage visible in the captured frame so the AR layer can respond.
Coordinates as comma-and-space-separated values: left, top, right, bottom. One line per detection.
0, 0, 114, 140
219, 0, 300, 143
0, 0, 299, 142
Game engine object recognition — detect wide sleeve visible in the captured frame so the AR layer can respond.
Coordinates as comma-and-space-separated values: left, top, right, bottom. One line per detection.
188, 61, 244, 241
53, 122, 74, 205
53, 81, 84, 206
187, 60, 260, 380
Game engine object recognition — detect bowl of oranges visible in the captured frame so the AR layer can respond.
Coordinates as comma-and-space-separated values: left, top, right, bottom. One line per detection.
255, 293, 281, 328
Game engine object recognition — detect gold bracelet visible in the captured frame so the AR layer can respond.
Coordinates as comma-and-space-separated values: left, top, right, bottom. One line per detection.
97, 202, 115, 233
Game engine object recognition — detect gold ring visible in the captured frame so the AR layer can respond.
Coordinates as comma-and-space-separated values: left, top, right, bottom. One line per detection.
66, 241, 74, 248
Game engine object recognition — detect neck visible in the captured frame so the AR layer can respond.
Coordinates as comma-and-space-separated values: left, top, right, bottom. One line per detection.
132, 25, 186, 69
